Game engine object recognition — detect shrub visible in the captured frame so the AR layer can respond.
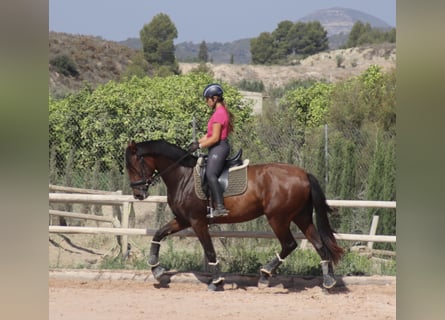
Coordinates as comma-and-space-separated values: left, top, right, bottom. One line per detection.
50, 54, 79, 77
336, 54, 345, 68
236, 79, 265, 92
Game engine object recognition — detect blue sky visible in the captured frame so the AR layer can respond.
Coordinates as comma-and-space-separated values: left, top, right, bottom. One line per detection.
49, 0, 396, 43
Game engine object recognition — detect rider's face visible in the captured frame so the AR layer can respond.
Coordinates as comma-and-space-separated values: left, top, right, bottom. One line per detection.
205, 96, 215, 108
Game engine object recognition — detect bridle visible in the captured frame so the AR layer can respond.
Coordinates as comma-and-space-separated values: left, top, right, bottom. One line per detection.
129, 154, 160, 189
129, 149, 194, 190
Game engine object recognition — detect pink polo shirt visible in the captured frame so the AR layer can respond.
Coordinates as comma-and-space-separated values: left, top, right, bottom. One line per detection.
207, 106, 230, 140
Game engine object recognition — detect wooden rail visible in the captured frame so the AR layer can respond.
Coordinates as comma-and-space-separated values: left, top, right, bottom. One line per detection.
49, 210, 121, 228
48, 226, 396, 243
49, 190, 396, 256
48, 193, 396, 208
49, 184, 122, 194
49, 193, 166, 205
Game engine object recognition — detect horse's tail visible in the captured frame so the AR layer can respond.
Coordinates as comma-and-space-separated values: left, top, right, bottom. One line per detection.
307, 173, 344, 265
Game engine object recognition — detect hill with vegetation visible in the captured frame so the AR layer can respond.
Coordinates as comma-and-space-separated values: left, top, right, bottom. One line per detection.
119, 7, 393, 63
49, 31, 395, 97
182, 43, 395, 89
49, 32, 142, 97
299, 7, 391, 36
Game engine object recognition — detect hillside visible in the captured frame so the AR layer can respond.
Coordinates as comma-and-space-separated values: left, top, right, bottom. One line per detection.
120, 7, 393, 63
49, 32, 140, 97
299, 7, 391, 36
49, 32, 395, 97
180, 44, 395, 89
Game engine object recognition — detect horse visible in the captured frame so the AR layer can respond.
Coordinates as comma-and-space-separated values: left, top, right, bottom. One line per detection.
125, 139, 344, 291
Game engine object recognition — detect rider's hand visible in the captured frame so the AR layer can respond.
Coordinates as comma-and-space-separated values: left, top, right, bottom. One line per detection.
188, 141, 200, 152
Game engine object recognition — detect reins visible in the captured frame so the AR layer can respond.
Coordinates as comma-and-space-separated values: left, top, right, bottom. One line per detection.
130, 149, 195, 189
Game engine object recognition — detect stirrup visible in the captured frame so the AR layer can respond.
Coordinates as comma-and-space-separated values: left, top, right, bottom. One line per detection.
206, 207, 229, 218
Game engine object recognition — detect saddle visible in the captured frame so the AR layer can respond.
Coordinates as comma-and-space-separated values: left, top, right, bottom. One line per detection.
194, 149, 249, 200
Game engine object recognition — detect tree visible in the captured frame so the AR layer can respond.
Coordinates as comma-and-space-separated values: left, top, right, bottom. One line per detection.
325, 67, 396, 234
271, 20, 294, 60
251, 21, 329, 64
303, 21, 329, 54
140, 13, 180, 76
198, 41, 208, 62
338, 141, 358, 232
256, 82, 333, 164
345, 21, 396, 48
288, 21, 328, 56
250, 32, 275, 64
346, 21, 370, 47
366, 133, 395, 249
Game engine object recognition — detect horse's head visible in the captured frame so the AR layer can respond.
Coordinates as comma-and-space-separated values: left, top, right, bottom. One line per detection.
125, 140, 158, 200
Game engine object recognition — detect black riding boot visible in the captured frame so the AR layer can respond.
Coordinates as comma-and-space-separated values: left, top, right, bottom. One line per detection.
206, 178, 229, 218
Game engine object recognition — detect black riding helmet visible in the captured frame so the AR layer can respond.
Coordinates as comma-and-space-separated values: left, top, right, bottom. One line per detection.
202, 83, 223, 98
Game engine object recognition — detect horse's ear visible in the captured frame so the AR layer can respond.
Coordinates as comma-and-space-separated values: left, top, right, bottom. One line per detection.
128, 140, 137, 153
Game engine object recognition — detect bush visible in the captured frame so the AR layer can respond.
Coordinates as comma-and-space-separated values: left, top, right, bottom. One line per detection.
236, 79, 265, 92
336, 54, 345, 68
50, 54, 79, 77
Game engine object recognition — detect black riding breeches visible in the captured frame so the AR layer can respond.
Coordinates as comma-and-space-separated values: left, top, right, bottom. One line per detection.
205, 140, 230, 203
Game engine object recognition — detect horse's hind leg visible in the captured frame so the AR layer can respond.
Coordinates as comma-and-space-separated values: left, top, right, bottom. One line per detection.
148, 218, 189, 283
259, 221, 297, 288
293, 214, 337, 289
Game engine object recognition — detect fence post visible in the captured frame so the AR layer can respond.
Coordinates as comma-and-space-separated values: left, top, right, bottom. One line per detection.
121, 202, 131, 256
367, 215, 380, 250
324, 123, 328, 191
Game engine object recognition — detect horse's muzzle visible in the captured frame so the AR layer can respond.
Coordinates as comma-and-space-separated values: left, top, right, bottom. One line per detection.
133, 188, 149, 200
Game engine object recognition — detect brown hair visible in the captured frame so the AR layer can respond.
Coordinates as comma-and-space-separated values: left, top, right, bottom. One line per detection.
216, 96, 234, 134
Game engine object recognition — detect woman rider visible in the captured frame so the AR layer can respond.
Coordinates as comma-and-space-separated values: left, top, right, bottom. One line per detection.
189, 83, 233, 218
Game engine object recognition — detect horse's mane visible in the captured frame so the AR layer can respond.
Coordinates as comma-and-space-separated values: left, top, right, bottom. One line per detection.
133, 139, 197, 168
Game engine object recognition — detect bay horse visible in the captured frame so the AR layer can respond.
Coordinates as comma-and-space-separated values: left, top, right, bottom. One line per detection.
125, 139, 344, 291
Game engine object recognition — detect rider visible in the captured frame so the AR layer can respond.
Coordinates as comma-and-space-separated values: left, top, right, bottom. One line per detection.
189, 83, 232, 218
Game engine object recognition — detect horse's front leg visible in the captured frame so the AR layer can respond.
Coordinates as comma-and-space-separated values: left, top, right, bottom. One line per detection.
148, 218, 189, 283
192, 221, 224, 291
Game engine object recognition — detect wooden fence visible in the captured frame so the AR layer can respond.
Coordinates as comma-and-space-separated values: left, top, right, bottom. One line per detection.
49, 186, 396, 257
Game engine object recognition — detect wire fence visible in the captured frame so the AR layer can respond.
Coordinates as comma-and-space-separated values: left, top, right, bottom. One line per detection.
49, 118, 395, 249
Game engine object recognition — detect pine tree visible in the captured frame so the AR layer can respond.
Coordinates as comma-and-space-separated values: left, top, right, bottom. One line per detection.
140, 13, 180, 75
198, 41, 208, 62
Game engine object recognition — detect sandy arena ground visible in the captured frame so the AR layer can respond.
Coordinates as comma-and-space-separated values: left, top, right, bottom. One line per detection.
49, 272, 395, 320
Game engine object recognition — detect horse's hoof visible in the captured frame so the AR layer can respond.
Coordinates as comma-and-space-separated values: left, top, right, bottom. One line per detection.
152, 265, 165, 279
158, 275, 171, 286
322, 274, 336, 289
208, 276, 224, 291
258, 274, 270, 289
152, 266, 170, 285
208, 282, 224, 291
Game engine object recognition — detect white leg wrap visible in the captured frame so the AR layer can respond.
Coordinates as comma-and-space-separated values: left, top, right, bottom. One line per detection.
276, 252, 285, 262
208, 260, 219, 266
148, 262, 160, 267
320, 260, 329, 274
212, 276, 224, 284
151, 240, 161, 245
